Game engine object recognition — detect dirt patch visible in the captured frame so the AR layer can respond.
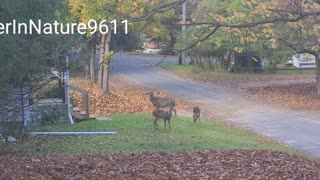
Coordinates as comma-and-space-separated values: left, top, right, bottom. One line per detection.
1, 150, 319, 179
248, 83, 320, 112
70, 80, 191, 116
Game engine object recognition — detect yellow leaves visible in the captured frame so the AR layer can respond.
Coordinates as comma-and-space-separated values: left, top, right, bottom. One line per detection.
262, 28, 271, 34
234, 12, 246, 19
215, 39, 222, 47
312, 46, 319, 51
208, 12, 214, 18
243, 0, 258, 9
269, 38, 277, 49
262, 24, 273, 35
229, 28, 242, 37
262, 25, 274, 39
233, 47, 244, 53
243, 1, 253, 8
192, 35, 199, 41
312, 2, 320, 11
213, 15, 226, 22
247, 32, 257, 43
250, 2, 270, 17
312, 25, 320, 35
67, 0, 148, 24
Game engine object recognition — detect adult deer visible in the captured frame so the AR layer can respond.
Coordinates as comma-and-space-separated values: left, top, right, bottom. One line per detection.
147, 91, 177, 117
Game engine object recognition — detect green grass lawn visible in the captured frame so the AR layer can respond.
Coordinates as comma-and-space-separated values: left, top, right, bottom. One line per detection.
160, 62, 193, 73
0, 113, 299, 155
160, 62, 316, 78
160, 62, 256, 82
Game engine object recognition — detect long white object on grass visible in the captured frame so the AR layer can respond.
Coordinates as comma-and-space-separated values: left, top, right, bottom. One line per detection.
31, 132, 117, 135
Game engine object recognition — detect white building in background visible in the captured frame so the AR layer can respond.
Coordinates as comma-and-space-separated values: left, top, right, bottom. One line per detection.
292, 53, 316, 69
142, 41, 162, 54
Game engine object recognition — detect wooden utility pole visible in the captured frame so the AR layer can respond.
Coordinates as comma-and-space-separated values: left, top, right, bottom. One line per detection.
180, 1, 187, 65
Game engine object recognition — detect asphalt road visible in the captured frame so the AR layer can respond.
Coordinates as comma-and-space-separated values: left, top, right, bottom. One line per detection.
111, 54, 320, 156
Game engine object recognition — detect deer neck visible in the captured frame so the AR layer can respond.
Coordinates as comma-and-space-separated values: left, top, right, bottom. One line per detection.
149, 93, 154, 101
169, 108, 172, 117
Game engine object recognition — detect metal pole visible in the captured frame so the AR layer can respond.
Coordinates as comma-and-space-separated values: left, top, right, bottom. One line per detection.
182, 1, 186, 32
65, 55, 74, 124
182, 1, 187, 64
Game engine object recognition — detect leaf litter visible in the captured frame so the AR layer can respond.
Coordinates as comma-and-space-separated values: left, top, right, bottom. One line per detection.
0, 150, 319, 179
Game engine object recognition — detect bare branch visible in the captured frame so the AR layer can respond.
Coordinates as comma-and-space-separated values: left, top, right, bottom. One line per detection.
278, 38, 319, 56
183, 10, 320, 28
144, 54, 169, 67
128, 0, 186, 22
176, 25, 220, 52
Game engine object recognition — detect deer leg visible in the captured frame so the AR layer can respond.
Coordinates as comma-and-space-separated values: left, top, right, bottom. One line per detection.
154, 118, 159, 130
173, 108, 177, 118
164, 119, 166, 129
156, 118, 159, 129
168, 119, 171, 129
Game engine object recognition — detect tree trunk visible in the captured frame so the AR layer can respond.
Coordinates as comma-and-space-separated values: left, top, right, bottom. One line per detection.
316, 55, 320, 96
90, 40, 96, 83
102, 33, 112, 94
168, 33, 176, 55
102, 64, 109, 93
97, 34, 106, 88
85, 64, 90, 80
225, 51, 232, 71
247, 53, 253, 73
189, 56, 195, 65
178, 51, 183, 65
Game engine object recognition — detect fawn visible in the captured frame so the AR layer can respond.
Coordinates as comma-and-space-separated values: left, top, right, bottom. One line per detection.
152, 107, 173, 129
147, 91, 177, 117
193, 107, 200, 123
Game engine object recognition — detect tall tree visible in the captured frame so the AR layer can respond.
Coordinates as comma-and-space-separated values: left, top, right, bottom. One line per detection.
67, 0, 184, 93
173, 0, 320, 94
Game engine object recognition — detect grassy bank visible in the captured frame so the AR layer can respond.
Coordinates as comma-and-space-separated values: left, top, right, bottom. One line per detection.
160, 62, 250, 82
0, 113, 298, 155
160, 62, 316, 75
160, 62, 315, 84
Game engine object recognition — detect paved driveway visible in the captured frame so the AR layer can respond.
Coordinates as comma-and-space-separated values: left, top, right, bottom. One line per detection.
111, 54, 320, 156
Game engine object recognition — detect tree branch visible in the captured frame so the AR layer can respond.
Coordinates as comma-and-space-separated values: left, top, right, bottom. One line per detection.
278, 38, 319, 56
127, 0, 186, 22
183, 10, 320, 28
176, 25, 220, 52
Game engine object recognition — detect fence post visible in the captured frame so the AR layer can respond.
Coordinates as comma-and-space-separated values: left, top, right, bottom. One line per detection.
82, 93, 90, 119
